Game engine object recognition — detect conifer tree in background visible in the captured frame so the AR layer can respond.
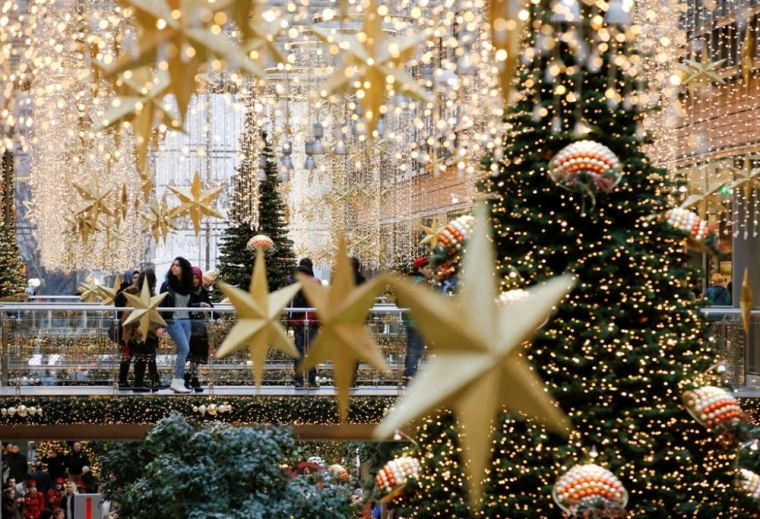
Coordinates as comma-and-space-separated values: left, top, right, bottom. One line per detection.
0, 226, 26, 298
217, 126, 296, 295
394, 3, 754, 518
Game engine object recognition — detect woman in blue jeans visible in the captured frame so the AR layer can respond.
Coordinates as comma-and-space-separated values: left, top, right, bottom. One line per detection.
159, 256, 194, 393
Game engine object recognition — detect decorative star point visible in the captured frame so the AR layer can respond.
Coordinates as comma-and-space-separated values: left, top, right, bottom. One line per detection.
121, 278, 168, 338
168, 171, 224, 234
374, 205, 574, 502
418, 216, 447, 247
296, 237, 390, 422
216, 248, 302, 387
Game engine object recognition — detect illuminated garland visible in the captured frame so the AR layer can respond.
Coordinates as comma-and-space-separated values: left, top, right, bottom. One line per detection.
0, 396, 393, 426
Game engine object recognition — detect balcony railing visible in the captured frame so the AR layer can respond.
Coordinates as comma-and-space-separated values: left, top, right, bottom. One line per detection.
0, 302, 415, 392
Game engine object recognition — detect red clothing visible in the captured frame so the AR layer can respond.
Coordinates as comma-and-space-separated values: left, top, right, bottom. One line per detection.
47, 488, 64, 509
24, 491, 44, 519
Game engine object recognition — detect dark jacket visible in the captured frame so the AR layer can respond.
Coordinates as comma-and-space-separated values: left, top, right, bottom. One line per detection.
354, 271, 366, 285
289, 267, 320, 327
61, 494, 75, 519
41, 453, 65, 481
80, 472, 96, 493
63, 451, 90, 477
29, 470, 52, 495
159, 281, 193, 322
705, 284, 731, 306
189, 286, 219, 320
2, 496, 23, 519
6, 452, 27, 482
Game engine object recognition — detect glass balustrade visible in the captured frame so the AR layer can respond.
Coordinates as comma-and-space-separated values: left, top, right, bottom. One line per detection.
0, 303, 417, 388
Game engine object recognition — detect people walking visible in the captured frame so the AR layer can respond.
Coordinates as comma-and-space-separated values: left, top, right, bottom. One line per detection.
400, 257, 432, 385
159, 257, 194, 393
114, 269, 140, 389
289, 264, 320, 389
187, 266, 217, 393
123, 269, 163, 393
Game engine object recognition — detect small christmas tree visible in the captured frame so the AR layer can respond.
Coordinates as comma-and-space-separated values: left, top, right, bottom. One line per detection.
394, 3, 754, 518
0, 227, 26, 299
217, 128, 296, 294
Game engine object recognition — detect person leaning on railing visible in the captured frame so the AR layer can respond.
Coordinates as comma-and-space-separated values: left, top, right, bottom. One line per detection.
399, 257, 433, 386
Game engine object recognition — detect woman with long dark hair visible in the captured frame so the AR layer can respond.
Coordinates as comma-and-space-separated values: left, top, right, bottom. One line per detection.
125, 269, 164, 392
159, 257, 194, 393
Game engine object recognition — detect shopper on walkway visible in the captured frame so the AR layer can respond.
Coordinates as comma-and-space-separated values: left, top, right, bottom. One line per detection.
41, 449, 65, 482
290, 264, 320, 389
160, 257, 194, 393
186, 266, 218, 392
400, 257, 432, 385
705, 272, 731, 322
124, 270, 164, 393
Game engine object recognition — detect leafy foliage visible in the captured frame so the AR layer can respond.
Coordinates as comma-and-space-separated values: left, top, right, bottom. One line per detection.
98, 412, 353, 519
0, 226, 26, 298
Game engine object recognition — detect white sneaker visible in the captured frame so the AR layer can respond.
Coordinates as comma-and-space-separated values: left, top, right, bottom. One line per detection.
170, 378, 191, 393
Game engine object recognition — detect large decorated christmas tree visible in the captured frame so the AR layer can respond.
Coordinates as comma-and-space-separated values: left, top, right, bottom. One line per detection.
392, 3, 755, 518
217, 125, 296, 293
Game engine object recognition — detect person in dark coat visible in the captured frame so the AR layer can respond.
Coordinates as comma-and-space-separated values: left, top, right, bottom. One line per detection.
187, 266, 219, 393
3, 487, 24, 519
289, 265, 321, 389
60, 482, 77, 519
29, 462, 52, 496
41, 449, 65, 481
63, 443, 89, 482
159, 257, 195, 393
79, 467, 96, 493
6, 445, 28, 483
350, 257, 366, 386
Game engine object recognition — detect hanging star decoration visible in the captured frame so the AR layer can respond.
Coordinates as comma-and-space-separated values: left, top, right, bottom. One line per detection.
242, 2, 288, 67
216, 248, 302, 387
426, 151, 450, 175
141, 194, 180, 243
296, 238, 390, 422
95, 67, 182, 173
490, 0, 530, 104
312, 0, 438, 134
742, 26, 755, 84
78, 278, 101, 302
680, 167, 727, 219
742, 268, 753, 336
138, 169, 154, 203
678, 50, 727, 96
72, 175, 116, 229
64, 212, 103, 244
374, 205, 573, 502
105, 0, 265, 123
121, 277, 168, 338
418, 215, 447, 247
726, 156, 760, 201
97, 275, 122, 306
168, 171, 224, 235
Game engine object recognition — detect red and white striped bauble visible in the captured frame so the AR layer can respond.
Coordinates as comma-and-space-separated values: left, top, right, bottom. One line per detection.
548, 141, 622, 194
437, 215, 474, 254
246, 235, 274, 250
375, 457, 420, 495
682, 386, 744, 429
740, 469, 760, 500
553, 464, 627, 513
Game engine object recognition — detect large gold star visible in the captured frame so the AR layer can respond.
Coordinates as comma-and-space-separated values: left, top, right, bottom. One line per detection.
216, 248, 302, 387
242, 3, 288, 67
78, 278, 101, 302
296, 238, 390, 422
678, 51, 726, 96
106, 0, 265, 121
374, 206, 573, 502
742, 26, 755, 84
490, 0, 529, 104
312, 0, 437, 135
680, 167, 727, 219
97, 275, 123, 306
418, 215, 447, 247
168, 171, 224, 234
121, 278, 168, 338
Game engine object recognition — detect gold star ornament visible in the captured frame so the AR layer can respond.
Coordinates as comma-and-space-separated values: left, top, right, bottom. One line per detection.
78, 278, 101, 302
296, 238, 390, 422
97, 275, 123, 306
727, 156, 760, 202
121, 278, 168, 337
168, 171, 224, 234
106, 0, 265, 122
680, 167, 727, 219
374, 205, 574, 502
742, 26, 755, 84
216, 248, 302, 387
312, 0, 439, 135
418, 215, 447, 247
678, 51, 726, 96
